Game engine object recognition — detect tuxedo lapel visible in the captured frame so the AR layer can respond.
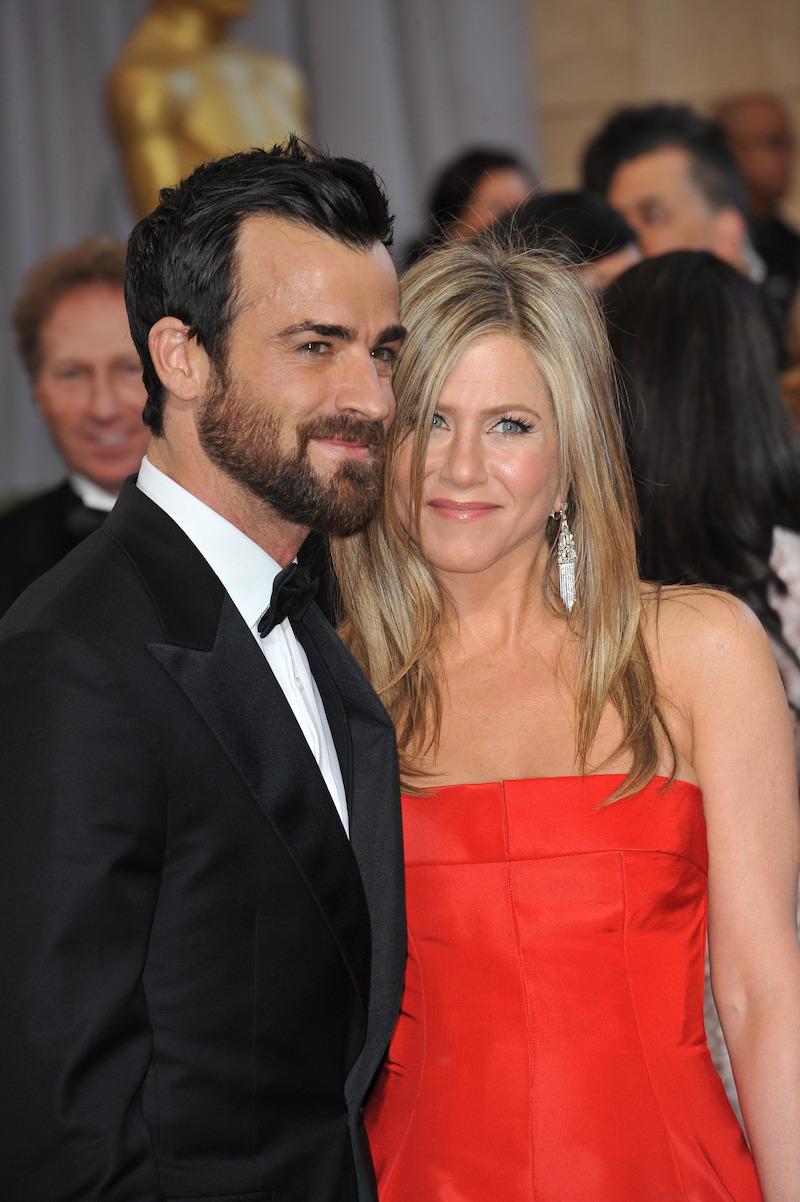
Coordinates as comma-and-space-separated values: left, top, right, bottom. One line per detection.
104, 482, 372, 1010
298, 608, 406, 1108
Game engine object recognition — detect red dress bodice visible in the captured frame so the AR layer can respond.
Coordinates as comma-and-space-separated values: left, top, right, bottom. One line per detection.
365, 776, 762, 1201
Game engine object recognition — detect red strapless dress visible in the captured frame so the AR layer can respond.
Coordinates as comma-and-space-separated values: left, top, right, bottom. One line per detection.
365, 776, 763, 1200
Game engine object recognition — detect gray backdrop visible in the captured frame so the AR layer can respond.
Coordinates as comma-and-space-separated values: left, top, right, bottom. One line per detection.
0, 0, 539, 493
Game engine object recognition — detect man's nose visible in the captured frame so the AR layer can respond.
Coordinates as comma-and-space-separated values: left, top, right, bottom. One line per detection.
86, 372, 122, 420
334, 355, 395, 423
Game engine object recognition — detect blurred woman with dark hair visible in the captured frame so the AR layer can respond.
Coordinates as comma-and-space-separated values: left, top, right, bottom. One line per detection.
605, 247, 800, 1125
405, 147, 533, 265
605, 250, 800, 751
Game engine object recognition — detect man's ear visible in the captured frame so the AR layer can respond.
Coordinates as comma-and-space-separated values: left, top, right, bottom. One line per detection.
148, 317, 210, 402
711, 208, 749, 273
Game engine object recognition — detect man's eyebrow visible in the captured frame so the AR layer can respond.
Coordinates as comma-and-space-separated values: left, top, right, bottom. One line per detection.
277, 321, 406, 345
376, 324, 407, 345
277, 321, 354, 340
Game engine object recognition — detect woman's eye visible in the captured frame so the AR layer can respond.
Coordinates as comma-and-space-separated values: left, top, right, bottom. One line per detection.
495, 417, 532, 434
431, 412, 446, 429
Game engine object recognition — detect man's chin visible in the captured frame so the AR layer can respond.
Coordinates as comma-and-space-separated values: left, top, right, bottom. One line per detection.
313, 488, 382, 536
298, 471, 382, 535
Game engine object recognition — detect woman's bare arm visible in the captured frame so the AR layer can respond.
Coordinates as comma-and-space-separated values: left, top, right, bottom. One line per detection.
661, 590, 800, 1201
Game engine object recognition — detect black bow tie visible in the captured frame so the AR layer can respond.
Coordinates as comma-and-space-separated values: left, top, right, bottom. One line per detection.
65, 500, 108, 541
258, 562, 319, 637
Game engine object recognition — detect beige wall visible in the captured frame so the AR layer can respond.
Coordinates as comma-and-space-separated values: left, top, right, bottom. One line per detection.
531, 0, 800, 224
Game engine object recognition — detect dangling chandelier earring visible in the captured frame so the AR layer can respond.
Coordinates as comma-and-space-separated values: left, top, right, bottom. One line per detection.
551, 508, 577, 613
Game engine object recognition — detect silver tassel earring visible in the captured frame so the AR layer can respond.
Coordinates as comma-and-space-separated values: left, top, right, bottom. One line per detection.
553, 509, 577, 613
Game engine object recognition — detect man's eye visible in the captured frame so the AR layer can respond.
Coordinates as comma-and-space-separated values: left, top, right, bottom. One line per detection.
371, 346, 397, 363
300, 342, 328, 354
641, 206, 666, 225
113, 361, 142, 380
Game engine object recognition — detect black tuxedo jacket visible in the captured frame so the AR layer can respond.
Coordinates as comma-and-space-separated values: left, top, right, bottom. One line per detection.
0, 480, 405, 1202
0, 479, 109, 615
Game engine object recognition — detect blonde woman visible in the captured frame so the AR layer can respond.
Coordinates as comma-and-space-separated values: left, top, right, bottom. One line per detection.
332, 242, 800, 1201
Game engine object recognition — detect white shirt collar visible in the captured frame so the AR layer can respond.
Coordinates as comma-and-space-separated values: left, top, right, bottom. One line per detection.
69, 473, 119, 513
136, 455, 281, 632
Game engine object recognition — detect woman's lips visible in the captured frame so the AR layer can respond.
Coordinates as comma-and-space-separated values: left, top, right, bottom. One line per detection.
426, 498, 499, 520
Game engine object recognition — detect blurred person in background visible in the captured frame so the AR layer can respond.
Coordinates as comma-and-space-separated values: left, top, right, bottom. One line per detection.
604, 248, 800, 1124
714, 92, 800, 331
582, 103, 759, 280
492, 189, 640, 290
0, 238, 150, 613
405, 146, 534, 265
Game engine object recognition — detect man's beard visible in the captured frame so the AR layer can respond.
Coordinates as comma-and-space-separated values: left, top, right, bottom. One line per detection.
197, 366, 387, 535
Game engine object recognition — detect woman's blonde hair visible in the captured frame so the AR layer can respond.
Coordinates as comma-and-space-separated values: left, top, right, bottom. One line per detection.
331, 237, 673, 796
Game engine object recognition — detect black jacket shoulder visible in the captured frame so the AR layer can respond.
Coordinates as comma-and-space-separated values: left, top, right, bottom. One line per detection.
0, 481, 98, 616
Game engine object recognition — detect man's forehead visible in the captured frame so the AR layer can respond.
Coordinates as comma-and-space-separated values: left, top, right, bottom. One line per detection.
612, 146, 706, 203
624, 145, 690, 183
729, 98, 790, 135
46, 281, 126, 321
234, 215, 391, 295
40, 283, 130, 347
235, 213, 375, 265
229, 215, 397, 330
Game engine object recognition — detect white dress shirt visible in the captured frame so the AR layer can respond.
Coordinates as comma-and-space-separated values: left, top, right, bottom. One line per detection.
69, 473, 118, 513
136, 456, 349, 835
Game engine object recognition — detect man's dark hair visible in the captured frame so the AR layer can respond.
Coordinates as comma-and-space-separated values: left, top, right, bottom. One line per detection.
12, 237, 127, 380
125, 136, 394, 434
492, 190, 636, 264
582, 103, 748, 216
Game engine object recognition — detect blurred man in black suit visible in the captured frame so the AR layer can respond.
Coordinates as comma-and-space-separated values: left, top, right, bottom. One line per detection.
0, 237, 150, 612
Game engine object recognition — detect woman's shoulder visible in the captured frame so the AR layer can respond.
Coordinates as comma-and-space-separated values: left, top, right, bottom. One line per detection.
641, 580, 754, 627
639, 582, 774, 694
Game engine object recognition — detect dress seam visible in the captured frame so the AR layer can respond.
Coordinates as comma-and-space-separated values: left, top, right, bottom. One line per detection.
620, 852, 698, 1202
502, 782, 537, 1200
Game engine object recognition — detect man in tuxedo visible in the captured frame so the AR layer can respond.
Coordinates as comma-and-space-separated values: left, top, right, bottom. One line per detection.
0, 237, 151, 613
0, 140, 406, 1201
